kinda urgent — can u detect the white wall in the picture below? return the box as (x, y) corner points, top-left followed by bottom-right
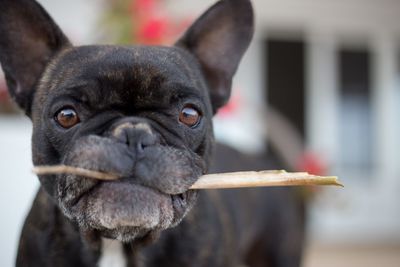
(0, 117), (37, 267)
(168, 0), (400, 35)
(36, 0), (103, 44)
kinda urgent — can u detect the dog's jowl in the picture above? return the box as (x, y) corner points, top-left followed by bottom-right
(0, 0), (304, 266)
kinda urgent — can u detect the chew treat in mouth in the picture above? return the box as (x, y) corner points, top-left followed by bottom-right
(33, 165), (343, 189)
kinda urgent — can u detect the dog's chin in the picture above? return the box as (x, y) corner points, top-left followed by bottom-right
(59, 180), (198, 242)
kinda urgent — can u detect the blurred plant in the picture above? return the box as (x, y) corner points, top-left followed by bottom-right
(101, 0), (191, 45)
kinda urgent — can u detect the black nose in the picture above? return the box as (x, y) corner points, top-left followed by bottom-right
(112, 122), (158, 154)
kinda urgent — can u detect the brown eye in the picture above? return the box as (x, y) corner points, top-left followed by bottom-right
(55, 108), (80, 129)
(179, 105), (201, 128)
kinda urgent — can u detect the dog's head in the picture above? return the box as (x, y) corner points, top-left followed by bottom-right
(0, 0), (253, 242)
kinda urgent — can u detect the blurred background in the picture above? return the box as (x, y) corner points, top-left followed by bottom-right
(1, 0), (400, 266)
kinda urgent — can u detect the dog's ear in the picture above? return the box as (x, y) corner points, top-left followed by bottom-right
(0, 0), (70, 116)
(176, 0), (254, 113)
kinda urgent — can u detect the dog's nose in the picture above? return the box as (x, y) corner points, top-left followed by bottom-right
(112, 122), (158, 154)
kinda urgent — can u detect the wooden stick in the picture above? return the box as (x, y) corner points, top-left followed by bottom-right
(192, 170), (343, 189)
(32, 165), (343, 189)
(33, 165), (119, 180)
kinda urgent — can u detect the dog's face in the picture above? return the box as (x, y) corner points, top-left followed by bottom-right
(0, 0), (253, 241)
(33, 45), (212, 241)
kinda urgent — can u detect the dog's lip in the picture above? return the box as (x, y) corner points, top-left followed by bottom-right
(68, 176), (193, 219)
(67, 178), (99, 207)
(171, 191), (190, 217)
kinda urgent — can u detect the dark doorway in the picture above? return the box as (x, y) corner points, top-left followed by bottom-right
(265, 39), (306, 139)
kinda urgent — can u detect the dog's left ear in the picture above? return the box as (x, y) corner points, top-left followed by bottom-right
(176, 0), (254, 113)
(0, 0), (70, 116)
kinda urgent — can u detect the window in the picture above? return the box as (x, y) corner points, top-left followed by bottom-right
(338, 48), (374, 171)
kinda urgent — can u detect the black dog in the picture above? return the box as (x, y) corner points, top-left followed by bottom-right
(0, 0), (304, 266)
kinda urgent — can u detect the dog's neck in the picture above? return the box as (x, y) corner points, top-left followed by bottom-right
(99, 238), (127, 267)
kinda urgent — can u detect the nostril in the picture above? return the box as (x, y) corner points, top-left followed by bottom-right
(137, 141), (145, 154)
(136, 134), (157, 154)
(124, 130), (131, 146)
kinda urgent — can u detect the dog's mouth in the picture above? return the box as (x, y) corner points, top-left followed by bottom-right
(57, 174), (198, 242)
(52, 134), (203, 241)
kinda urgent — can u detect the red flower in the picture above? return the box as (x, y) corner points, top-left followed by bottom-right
(217, 93), (241, 118)
(296, 152), (327, 175)
(137, 17), (168, 44)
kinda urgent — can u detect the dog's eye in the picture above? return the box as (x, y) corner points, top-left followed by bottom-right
(179, 105), (201, 128)
(55, 108), (80, 129)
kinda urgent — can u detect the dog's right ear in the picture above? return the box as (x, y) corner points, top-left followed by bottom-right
(0, 0), (70, 116)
